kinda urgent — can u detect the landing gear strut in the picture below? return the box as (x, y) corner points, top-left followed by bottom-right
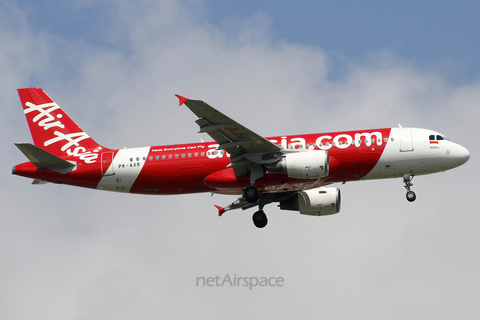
(245, 164), (263, 203)
(403, 174), (416, 202)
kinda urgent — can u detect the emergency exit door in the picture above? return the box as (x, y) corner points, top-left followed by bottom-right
(399, 129), (414, 152)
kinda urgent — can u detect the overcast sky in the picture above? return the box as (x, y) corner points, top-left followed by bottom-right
(1, 1), (479, 319)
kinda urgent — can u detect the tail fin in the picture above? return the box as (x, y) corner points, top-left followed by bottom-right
(17, 88), (105, 164)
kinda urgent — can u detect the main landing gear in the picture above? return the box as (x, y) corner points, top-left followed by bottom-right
(244, 185), (259, 203)
(403, 174), (416, 202)
(244, 185), (268, 228)
(245, 164), (269, 228)
(252, 210), (268, 228)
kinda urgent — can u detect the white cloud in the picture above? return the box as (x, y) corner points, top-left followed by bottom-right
(1, 1), (479, 319)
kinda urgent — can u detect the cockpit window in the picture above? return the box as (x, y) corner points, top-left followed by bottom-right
(430, 134), (450, 141)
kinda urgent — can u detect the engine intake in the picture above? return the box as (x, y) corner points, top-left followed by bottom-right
(279, 187), (341, 216)
(266, 150), (329, 179)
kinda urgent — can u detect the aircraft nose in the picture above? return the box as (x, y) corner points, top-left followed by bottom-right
(457, 144), (470, 166)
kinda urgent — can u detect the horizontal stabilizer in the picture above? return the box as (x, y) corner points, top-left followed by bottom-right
(15, 143), (76, 170)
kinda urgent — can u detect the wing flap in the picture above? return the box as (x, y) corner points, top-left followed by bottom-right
(198, 123), (228, 133)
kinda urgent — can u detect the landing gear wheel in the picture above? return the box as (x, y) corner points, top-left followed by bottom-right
(244, 186), (259, 203)
(252, 210), (268, 228)
(406, 191), (416, 202)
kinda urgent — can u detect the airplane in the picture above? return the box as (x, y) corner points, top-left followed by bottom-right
(12, 87), (470, 228)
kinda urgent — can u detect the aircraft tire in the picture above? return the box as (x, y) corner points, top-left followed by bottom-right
(406, 191), (416, 202)
(252, 210), (268, 228)
(244, 186), (259, 203)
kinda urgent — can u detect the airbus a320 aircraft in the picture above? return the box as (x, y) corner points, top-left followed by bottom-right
(13, 88), (470, 228)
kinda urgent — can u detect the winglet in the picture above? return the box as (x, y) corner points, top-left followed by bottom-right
(214, 205), (225, 217)
(175, 94), (189, 106)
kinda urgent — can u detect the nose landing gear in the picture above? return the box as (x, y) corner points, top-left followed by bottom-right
(403, 174), (416, 202)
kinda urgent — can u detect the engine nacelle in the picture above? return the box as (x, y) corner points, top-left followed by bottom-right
(266, 150), (329, 179)
(279, 187), (341, 216)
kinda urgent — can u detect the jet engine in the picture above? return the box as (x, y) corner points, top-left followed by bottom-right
(266, 150), (329, 179)
(279, 187), (341, 216)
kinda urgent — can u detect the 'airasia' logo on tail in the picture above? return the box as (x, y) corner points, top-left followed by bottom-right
(24, 101), (99, 163)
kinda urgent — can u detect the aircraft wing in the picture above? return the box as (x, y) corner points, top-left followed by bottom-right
(214, 196), (258, 216)
(176, 95), (283, 177)
(214, 192), (295, 216)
